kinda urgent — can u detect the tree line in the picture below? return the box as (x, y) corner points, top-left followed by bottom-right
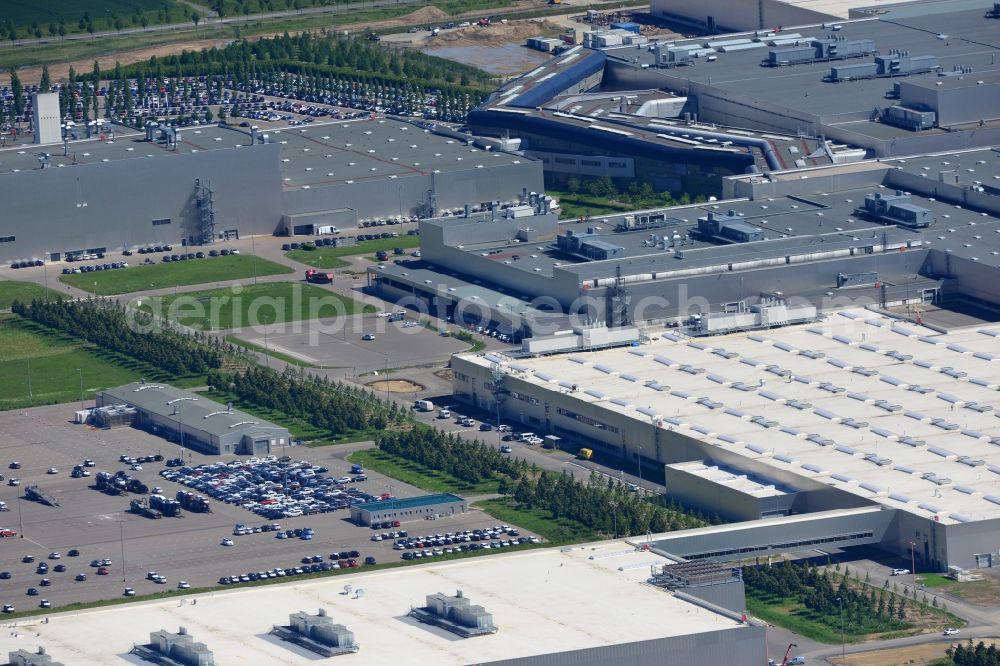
(117, 31), (492, 91)
(950, 642), (1000, 666)
(12, 299), (223, 376)
(745, 560), (911, 635)
(376, 427), (710, 538)
(207, 366), (406, 436)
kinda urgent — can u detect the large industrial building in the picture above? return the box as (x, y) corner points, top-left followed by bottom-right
(0, 112), (542, 263)
(370, 145), (1000, 340)
(0, 542), (764, 666)
(453, 309), (1000, 570)
(470, 0), (1000, 194)
(97, 382), (291, 456)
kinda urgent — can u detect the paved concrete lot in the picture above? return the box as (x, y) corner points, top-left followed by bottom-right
(0, 404), (522, 612)
(235, 314), (469, 370)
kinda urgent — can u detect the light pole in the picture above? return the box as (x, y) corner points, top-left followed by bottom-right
(636, 443), (643, 492)
(836, 596), (845, 660)
(120, 520), (127, 581)
(16, 488), (24, 538)
(251, 234), (258, 286)
(909, 541), (917, 595)
(609, 499), (618, 539)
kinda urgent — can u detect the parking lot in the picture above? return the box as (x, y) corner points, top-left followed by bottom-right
(234, 313), (469, 370)
(0, 404), (536, 614)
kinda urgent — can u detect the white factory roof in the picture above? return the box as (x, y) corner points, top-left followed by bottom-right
(470, 310), (1000, 525)
(669, 461), (788, 498)
(0, 542), (742, 665)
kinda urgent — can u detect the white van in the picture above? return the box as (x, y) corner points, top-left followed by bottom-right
(438, 408), (451, 419)
(414, 400), (434, 412)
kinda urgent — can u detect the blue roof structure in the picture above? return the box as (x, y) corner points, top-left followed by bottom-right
(354, 493), (465, 512)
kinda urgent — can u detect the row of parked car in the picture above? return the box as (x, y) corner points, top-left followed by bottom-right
(400, 537), (536, 560)
(161, 456), (380, 520)
(217, 551), (377, 586)
(9, 258), (45, 269)
(392, 526), (532, 550)
(62, 261), (128, 274)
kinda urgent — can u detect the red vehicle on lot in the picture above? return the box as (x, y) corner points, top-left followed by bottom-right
(97, 566), (109, 576)
(304, 269), (333, 284)
(0, 529), (16, 538)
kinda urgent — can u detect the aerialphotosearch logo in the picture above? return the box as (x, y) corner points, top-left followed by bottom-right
(123, 279), (891, 344)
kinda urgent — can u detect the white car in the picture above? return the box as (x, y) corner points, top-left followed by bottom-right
(46, 467), (58, 474)
(177, 580), (190, 589)
(123, 587), (136, 597)
(891, 568), (910, 576)
(130, 464), (142, 471)
(221, 538), (234, 546)
(944, 627), (960, 636)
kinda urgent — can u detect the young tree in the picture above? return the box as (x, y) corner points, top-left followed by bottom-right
(10, 69), (24, 116)
(191, 11), (201, 26)
(40, 65), (51, 92)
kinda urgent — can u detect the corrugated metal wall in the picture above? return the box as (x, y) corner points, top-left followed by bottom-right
(0, 144), (283, 261)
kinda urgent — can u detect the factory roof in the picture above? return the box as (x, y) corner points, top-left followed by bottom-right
(558, 3), (1000, 152)
(605, 13), (999, 117)
(431, 182), (1000, 281)
(668, 461), (790, 498)
(371, 259), (573, 328)
(884, 147), (1000, 188)
(100, 382), (288, 440)
(0, 542), (746, 665)
(354, 492), (465, 512)
(462, 310), (1000, 525)
(0, 117), (528, 185)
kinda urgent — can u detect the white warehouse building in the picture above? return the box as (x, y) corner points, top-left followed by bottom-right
(452, 309), (1000, 571)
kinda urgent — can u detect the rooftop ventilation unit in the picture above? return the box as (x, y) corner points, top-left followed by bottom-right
(854, 191), (934, 228)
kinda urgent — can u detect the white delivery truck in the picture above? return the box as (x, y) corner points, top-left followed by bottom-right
(413, 399), (434, 412)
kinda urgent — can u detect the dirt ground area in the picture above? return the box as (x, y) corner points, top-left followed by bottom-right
(5, 37), (237, 88)
(829, 639), (998, 666)
(366, 378), (425, 393)
(392, 18), (567, 48)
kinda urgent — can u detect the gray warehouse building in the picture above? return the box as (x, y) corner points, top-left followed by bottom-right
(96, 382), (290, 456)
(372, 147), (1000, 340)
(0, 116), (543, 263)
(470, 0), (1000, 196)
(350, 493), (467, 526)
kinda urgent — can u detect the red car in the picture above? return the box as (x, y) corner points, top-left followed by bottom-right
(0, 529), (16, 538)
(97, 566), (109, 576)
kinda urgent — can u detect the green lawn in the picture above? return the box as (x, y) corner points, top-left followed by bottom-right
(59, 255), (293, 295)
(136, 282), (374, 330)
(0, 280), (62, 310)
(3, 0), (180, 32)
(287, 235), (420, 269)
(473, 498), (598, 545)
(0, 316), (197, 411)
(347, 449), (500, 494)
(746, 597), (846, 644)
